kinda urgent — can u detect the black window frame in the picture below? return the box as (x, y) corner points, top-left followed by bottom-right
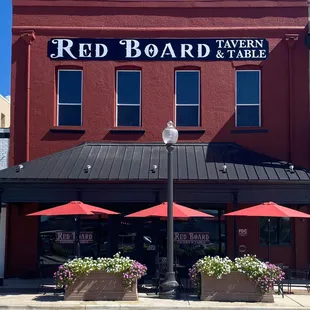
(57, 69), (83, 126)
(175, 70), (200, 127)
(235, 70), (261, 127)
(116, 70), (141, 127)
(259, 217), (292, 246)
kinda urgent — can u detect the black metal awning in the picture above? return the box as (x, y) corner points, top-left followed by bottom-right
(0, 142), (309, 182)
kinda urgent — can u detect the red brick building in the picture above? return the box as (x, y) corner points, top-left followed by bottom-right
(1, 0), (310, 279)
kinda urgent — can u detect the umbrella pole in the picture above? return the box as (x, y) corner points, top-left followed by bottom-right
(75, 216), (81, 258)
(268, 218), (271, 262)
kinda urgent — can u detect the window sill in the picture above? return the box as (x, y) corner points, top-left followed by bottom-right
(110, 127), (145, 134)
(178, 127), (205, 134)
(231, 128), (268, 134)
(50, 126), (86, 133)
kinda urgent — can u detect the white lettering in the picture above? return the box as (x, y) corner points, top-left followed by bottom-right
(259, 50), (266, 58)
(227, 50), (236, 58)
(95, 44), (108, 58)
(216, 40), (225, 48)
(144, 44), (159, 58)
(236, 50), (244, 58)
(119, 39), (141, 58)
(79, 43), (92, 58)
(197, 44), (210, 58)
(223, 41), (232, 49)
(255, 39), (264, 48)
(239, 40), (247, 48)
(247, 40), (255, 48)
(50, 39), (77, 59)
(181, 44), (194, 58)
(160, 43), (176, 58)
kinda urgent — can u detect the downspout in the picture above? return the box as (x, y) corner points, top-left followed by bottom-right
(0, 193), (5, 285)
(21, 31), (35, 162)
(232, 192), (238, 259)
(285, 34), (299, 163)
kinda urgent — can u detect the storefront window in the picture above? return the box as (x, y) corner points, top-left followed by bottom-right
(259, 217), (291, 245)
(39, 214), (109, 266)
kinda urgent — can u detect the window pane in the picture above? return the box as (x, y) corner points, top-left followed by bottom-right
(117, 71), (140, 105)
(260, 218), (291, 245)
(118, 106), (140, 126)
(260, 218), (278, 245)
(58, 70), (82, 104)
(176, 71), (199, 105)
(278, 218), (291, 244)
(58, 105), (82, 126)
(176, 106), (199, 126)
(236, 106), (259, 127)
(236, 71), (260, 105)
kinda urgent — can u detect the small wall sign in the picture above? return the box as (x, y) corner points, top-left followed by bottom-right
(174, 232), (210, 244)
(55, 231), (93, 244)
(238, 228), (248, 237)
(48, 38), (269, 61)
(239, 245), (246, 253)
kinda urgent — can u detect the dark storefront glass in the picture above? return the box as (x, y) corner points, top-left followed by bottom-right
(259, 217), (291, 245)
(39, 215), (109, 266)
(38, 204), (226, 279)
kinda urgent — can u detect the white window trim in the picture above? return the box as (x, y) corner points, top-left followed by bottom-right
(235, 70), (261, 127)
(116, 70), (142, 127)
(175, 70), (200, 127)
(57, 69), (83, 126)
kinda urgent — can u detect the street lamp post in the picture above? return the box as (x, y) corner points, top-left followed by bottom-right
(159, 121), (179, 299)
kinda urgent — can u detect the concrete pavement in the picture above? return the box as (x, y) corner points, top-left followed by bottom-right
(0, 293), (309, 310)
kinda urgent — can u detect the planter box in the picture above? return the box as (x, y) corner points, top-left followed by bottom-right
(64, 271), (138, 301)
(200, 271), (274, 302)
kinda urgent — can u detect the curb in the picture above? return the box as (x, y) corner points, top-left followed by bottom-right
(0, 306), (309, 310)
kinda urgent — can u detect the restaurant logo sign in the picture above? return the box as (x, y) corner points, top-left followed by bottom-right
(238, 229), (248, 237)
(174, 232), (210, 244)
(55, 231), (93, 244)
(48, 38), (269, 61)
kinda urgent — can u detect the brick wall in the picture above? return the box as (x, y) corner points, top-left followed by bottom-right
(0, 128), (9, 279)
(0, 129), (9, 171)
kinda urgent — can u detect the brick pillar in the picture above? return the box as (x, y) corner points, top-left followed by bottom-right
(6, 203), (39, 278)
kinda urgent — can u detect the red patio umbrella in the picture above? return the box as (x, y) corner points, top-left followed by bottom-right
(125, 202), (214, 219)
(27, 201), (119, 257)
(27, 201), (118, 217)
(224, 201), (310, 261)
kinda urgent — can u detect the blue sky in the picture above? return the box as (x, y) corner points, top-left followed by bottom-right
(0, 0), (12, 96)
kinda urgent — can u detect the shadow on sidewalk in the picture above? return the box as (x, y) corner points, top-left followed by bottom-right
(32, 295), (64, 302)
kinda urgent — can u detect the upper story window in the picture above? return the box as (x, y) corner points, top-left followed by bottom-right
(116, 70), (141, 127)
(236, 70), (261, 127)
(175, 71), (200, 127)
(57, 69), (83, 126)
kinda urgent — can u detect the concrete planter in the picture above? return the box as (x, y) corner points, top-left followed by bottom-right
(200, 271), (274, 302)
(64, 271), (138, 301)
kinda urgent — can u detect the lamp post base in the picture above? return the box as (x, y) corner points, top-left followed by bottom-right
(159, 272), (179, 299)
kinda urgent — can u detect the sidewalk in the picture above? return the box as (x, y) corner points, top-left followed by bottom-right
(0, 293), (310, 310)
(0, 279), (310, 310)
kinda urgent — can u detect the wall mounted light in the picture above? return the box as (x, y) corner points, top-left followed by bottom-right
(222, 164), (227, 173)
(84, 165), (92, 173)
(16, 164), (23, 172)
(151, 165), (158, 173)
(289, 164), (294, 173)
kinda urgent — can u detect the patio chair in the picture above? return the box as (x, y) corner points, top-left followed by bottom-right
(287, 266), (310, 294)
(37, 258), (46, 293)
(153, 256), (167, 295)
